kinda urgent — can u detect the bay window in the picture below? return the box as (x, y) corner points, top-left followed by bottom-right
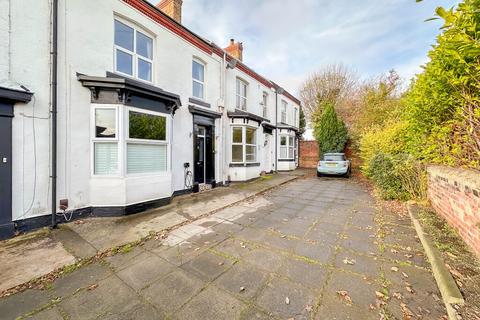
(127, 110), (167, 174)
(114, 19), (153, 82)
(236, 78), (247, 110)
(279, 135), (295, 160)
(93, 108), (118, 175)
(92, 107), (169, 176)
(231, 126), (257, 163)
(192, 60), (205, 99)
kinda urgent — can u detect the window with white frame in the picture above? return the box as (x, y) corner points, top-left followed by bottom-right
(281, 100), (287, 123)
(93, 108), (118, 175)
(289, 136), (295, 158)
(262, 92), (268, 118)
(231, 126), (256, 163)
(114, 19), (153, 82)
(192, 59), (205, 99)
(127, 109), (167, 174)
(279, 135), (295, 159)
(236, 78), (247, 110)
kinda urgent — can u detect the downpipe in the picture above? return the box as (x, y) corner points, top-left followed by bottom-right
(51, 0), (58, 228)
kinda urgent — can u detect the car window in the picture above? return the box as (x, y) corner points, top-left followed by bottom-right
(323, 155), (345, 161)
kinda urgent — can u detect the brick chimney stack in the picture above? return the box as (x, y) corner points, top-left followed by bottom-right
(224, 39), (243, 62)
(157, 0), (183, 24)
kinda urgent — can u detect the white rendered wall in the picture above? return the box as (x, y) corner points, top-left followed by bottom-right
(6, 0), (300, 222)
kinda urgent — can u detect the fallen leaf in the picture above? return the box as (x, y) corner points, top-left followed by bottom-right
(369, 304), (376, 310)
(393, 292), (403, 300)
(239, 286), (245, 292)
(305, 305), (313, 312)
(404, 254), (413, 259)
(285, 297), (290, 305)
(401, 272), (409, 278)
(400, 302), (414, 319)
(218, 262), (224, 266)
(87, 284), (98, 291)
(391, 266), (399, 272)
(375, 291), (387, 300)
(390, 249), (399, 254)
(406, 286), (415, 294)
(336, 291), (353, 304)
(343, 258), (356, 265)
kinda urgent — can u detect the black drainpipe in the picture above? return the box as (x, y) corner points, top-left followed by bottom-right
(274, 90), (278, 173)
(51, 0), (58, 228)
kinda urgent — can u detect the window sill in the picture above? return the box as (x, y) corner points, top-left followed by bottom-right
(278, 159), (295, 162)
(229, 162), (261, 167)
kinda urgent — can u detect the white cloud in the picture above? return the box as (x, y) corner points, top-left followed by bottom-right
(150, 0), (458, 95)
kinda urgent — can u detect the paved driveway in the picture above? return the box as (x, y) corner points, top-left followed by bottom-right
(1, 177), (446, 319)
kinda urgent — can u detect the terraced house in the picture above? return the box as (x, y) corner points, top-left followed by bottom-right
(0, 0), (301, 239)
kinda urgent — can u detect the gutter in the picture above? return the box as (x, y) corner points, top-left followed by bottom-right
(51, 0), (58, 228)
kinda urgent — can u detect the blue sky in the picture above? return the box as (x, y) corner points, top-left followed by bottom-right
(150, 0), (459, 94)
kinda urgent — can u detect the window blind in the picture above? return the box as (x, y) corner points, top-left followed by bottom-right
(94, 143), (118, 175)
(127, 144), (167, 174)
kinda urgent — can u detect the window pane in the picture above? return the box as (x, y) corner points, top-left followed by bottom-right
(136, 31), (153, 59)
(94, 143), (118, 175)
(138, 59), (152, 81)
(280, 146), (287, 159)
(116, 49), (133, 75)
(289, 137), (294, 145)
(241, 97), (246, 110)
(246, 128), (255, 144)
(192, 61), (204, 82)
(232, 145), (243, 162)
(232, 127), (243, 143)
(95, 109), (116, 138)
(127, 144), (167, 174)
(246, 146), (256, 162)
(129, 111), (166, 141)
(289, 147), (294, 158)
(193, 81), (204, 99)
(280, 136), (287, 146)
(115, 20), (134, 51)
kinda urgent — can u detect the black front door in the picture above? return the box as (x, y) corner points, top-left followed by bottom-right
(194, 126), (206, 184)
(194, 124), (214, 184)
(0, 103), (14, 239)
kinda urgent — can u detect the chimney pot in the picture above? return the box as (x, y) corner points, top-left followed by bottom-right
(157, 0), (183, 24)
(224, 39), (244, 62)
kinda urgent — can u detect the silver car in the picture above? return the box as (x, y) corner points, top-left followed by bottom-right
(317, 153), (351, 177)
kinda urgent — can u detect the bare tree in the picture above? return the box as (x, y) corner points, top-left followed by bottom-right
(299, 63), (358, 123)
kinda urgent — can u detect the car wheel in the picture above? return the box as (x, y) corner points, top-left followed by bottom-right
(317, 172), (322, 177)
(345, 169), (351, 178)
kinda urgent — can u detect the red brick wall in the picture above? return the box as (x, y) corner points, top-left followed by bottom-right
(299, 140), (319, 168)
(427, 166), (480, 257)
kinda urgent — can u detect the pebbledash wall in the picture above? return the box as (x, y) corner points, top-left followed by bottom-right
(427, 166), (480, 257)
(0, 0), (300, 236)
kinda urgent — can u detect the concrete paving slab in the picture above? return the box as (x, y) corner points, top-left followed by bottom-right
(116, 253), (174, 291)
(277, 256), (328, 291)
(213, 262), (269, 299)
(255, 276), (316, 319)
(175, 285), (247, 320)
(180, 250), (235, 281)
(59, 275), (140, 320)
(0, 289), (51, 320)
(26, 306), (64, 320)
(51, 262), (113, 298)
(0, 231), (76, 292)
(140, 269), (205, 315)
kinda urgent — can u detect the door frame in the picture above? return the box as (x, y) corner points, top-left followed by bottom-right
(192, 114), (216, 186)
(0, 87), (33, 240)
(194, 125), (207, 184)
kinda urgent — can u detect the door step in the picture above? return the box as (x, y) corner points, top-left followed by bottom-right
(199, 183), (212, 192)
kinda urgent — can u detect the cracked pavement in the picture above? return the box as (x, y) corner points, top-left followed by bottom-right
(0, 177), (446, 319)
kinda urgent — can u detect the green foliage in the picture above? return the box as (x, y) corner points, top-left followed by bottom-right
(366, 153), (427, 201)
(356, 0), (479, 201)
(314, 102), (348, 155)
(298, 107), (307, 139)
(403, 0), (480, 168)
